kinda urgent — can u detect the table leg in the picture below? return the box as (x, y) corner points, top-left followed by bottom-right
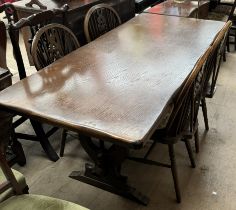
(30, 120), (59, 161)
(69, 134), (149, 205)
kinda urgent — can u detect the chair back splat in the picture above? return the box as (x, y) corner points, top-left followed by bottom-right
(129, 47), (214, 203)
(0, 4), (72, 162)
(7, 4), (69, 79)
(84, 3), (121, 42)
(206, 21), (232, 97)
(31, 23), (80, 70)
(156, 47), (213, 140)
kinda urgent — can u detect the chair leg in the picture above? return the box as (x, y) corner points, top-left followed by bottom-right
(227, 34), (230, 52)
(144, 140), (157, 159)
(23, 185), (29, 194)
(223, 46), (226, 62)
(194, 128), (200, 153)
(60, 129), (68, 157)
(168, 144), (181, 203)
(183, 139), (196, 168)
(201, 98), (209, 131)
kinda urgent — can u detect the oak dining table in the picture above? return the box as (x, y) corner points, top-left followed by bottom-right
(145, 0), (210, 18)
(0, 13), (225, 205)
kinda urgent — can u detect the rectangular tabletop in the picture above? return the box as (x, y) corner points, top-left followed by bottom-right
(0, 14), (225, 147)
(145, 0), (209, 18)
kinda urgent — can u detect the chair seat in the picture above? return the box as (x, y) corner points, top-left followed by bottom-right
(0, 194), (88, 210)
(0, 168), (27, 202)
(151, 126), (182, 144)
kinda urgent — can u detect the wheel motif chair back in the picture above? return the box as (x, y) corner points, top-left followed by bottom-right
(31, 23), (80, 70)
(7, 5), (69, 79)
(84, 3), (121, 42)
(165, 48), (213, 137)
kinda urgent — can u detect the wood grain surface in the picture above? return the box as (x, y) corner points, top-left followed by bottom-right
(146, 0), (209, 18)
(0, 14), (225, 147)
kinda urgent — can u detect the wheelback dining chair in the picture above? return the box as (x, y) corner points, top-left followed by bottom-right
(199, 21), (232, 132)
(0, 3), (72, 162)
(210, 0), (236, 50)
(207, 0), (236, 53)
(84, 3), (121, 42)
(0, 145), (88, 209)
(129, 47), (213, 203)
(30, 23), (80, 157)
(31, 23), (80, 70)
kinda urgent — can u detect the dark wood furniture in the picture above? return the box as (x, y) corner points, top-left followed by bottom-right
(0, 20), (26, 166)
(145, 0), (210, 18)
(0, 21), (7, 70)
(13, 0), (135, 46)
(31, 23), (80, 70)
(9, 5), (69, 75)
(199, 22), (231, 132)
(0, 68), (15, 165)
(0, 5), (64, 162)
(0, 3), (18, 25)
(84, 3), (121, 42)
(129, 46), (214, 203)
(207, 0), (236, 52)
(0, 14), (226, 204)
(31, 23), (80, 157)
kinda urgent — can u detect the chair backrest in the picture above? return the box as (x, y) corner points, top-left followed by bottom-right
(217, 0), (236, 21)
(7, 4), (69, 79)
(31, 23), (80, 70)
(0, 21), (7, 70)
(165, 47), (213, 137)
(206, 21), (232, 97)
(84, 3), (121, 42)
(227, 0), (236, 20)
